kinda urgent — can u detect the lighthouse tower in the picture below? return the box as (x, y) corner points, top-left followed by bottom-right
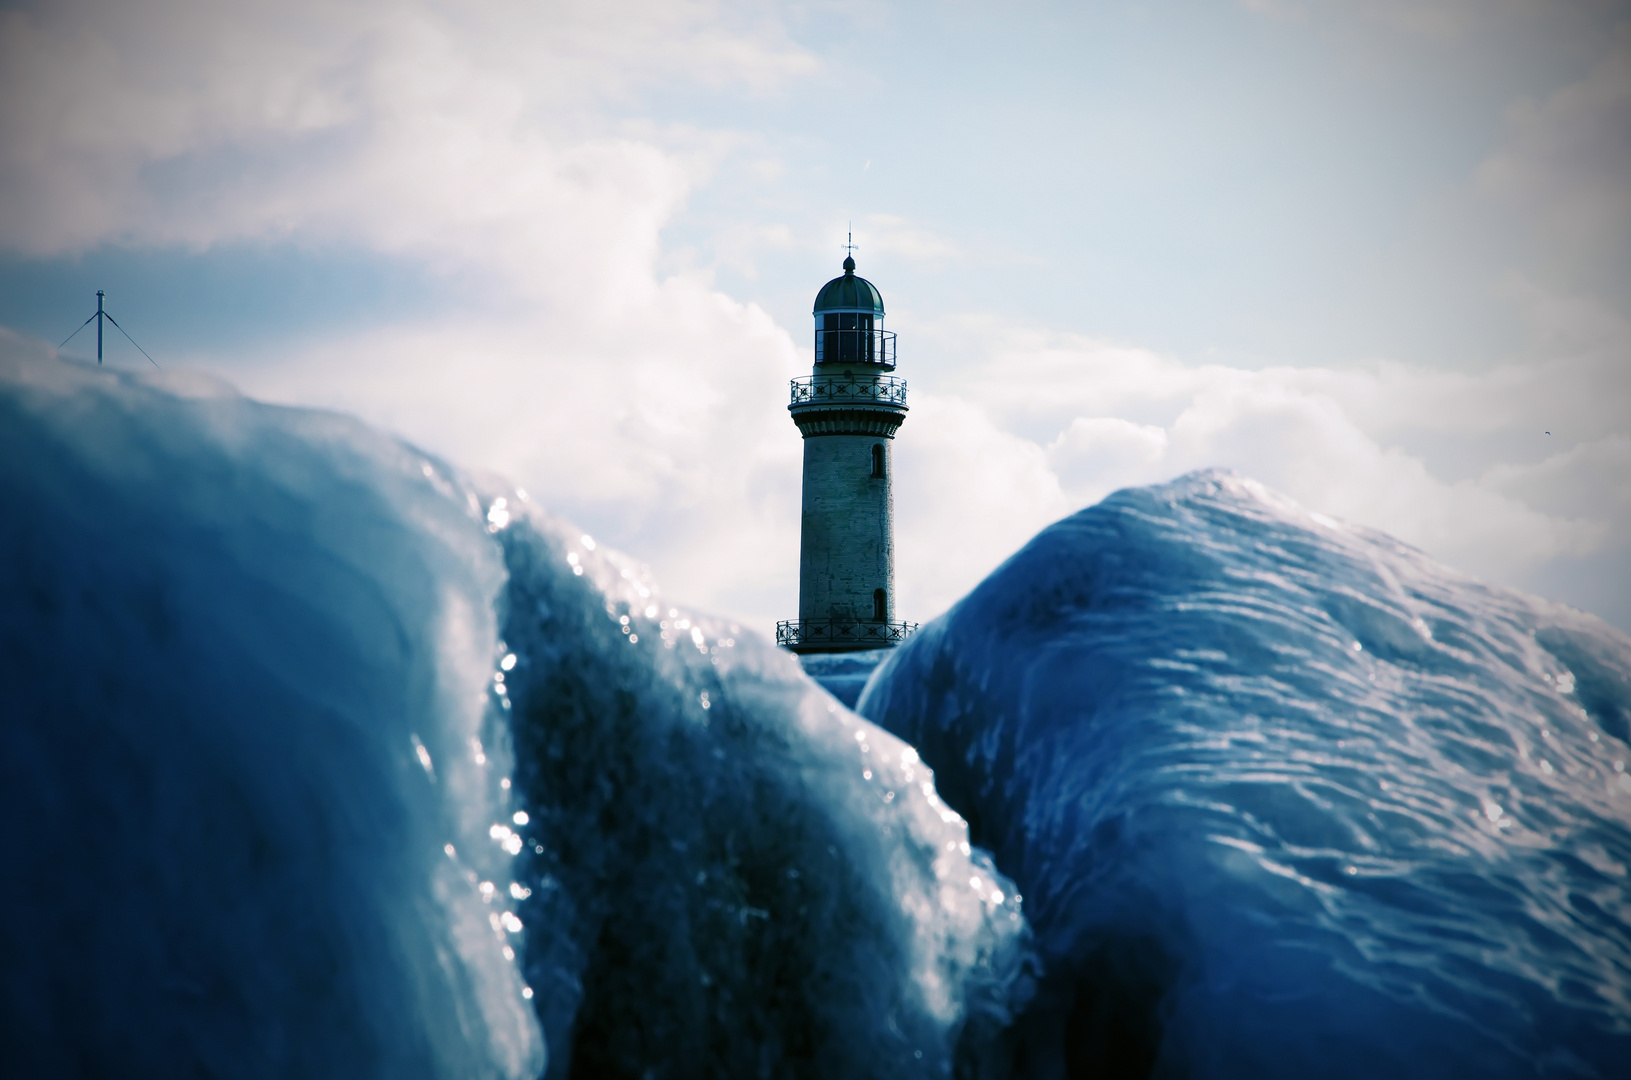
(777, 256), (916, 653)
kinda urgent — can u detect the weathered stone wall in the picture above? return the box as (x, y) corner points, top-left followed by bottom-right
(798, 433), (894, 623)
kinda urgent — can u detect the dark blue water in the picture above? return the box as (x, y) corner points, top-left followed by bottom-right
(0, 342), (1027, 1078)
(860, 471), (1631, 1079)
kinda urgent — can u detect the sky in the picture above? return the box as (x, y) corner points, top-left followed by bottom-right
(2, 0), (1628, 635)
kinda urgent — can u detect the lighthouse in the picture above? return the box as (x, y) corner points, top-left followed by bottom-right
(777, 256), (916, 654)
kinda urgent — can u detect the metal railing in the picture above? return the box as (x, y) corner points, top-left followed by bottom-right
(815, 328), (896, 366)
(776, 619), (918, 648)
(789, 375), (907, 407)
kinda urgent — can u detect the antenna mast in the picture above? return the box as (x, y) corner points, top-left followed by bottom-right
(60, 291), (159, 368)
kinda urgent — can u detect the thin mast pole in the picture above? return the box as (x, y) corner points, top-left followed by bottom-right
(96, 290), (104, 364)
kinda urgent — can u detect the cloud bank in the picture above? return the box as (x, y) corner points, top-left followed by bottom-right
(2, 0), (1627, 631)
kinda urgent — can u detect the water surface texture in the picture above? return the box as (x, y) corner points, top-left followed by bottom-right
(860, 471), (1631, 1079)
(0, 344), (542, 1078)
(486, 491), (1027, 1078)
(0, 342), (1027, 1078)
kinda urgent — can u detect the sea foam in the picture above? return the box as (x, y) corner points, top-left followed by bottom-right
(484, 488), (1028, 1077)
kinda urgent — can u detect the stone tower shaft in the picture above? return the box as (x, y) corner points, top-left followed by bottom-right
(778, 256), (916, 654)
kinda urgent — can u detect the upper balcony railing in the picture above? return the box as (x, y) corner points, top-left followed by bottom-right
(815, 328), (896, 367)
(789, 375), (907, 408)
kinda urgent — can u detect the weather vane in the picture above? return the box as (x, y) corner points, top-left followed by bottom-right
(60, 290), (158, 367)
(843, 223), (858, 258)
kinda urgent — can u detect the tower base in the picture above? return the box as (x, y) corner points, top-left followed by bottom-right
(776, 619), (917, 654)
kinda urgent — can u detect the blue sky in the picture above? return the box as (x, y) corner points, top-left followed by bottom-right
(3, 0), (1627, 632)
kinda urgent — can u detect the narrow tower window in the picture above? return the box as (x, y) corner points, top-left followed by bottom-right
(873, 589), (887, 622)
(871, 444), (885, 478)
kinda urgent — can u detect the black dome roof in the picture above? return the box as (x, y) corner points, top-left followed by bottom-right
(812, 256), (885, 316)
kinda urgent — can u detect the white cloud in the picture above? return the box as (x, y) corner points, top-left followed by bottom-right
(894, 394), (1071, 620)
(0, 0), (816, 270)
(223, 271), (808, 627)
(0, 0), (828, 628)
(1478, 23), (1631, 265)
(3, 0), (1627, 636)
(1484, 436), (1631, 518)
(884, 328), (1626, 622)
(1048, 418), (1169, 493)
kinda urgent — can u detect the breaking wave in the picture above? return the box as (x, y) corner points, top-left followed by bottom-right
(859, 471), (1631, 1078)
(0, 343), (1028, 1078)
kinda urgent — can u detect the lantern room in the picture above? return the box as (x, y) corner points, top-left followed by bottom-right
(812, 255), (895, 368)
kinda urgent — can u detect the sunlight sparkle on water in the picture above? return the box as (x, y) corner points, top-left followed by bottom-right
(411, 736), (434, 776)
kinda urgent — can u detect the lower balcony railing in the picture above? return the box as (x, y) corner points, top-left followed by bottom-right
(776, 619), (918, 648)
